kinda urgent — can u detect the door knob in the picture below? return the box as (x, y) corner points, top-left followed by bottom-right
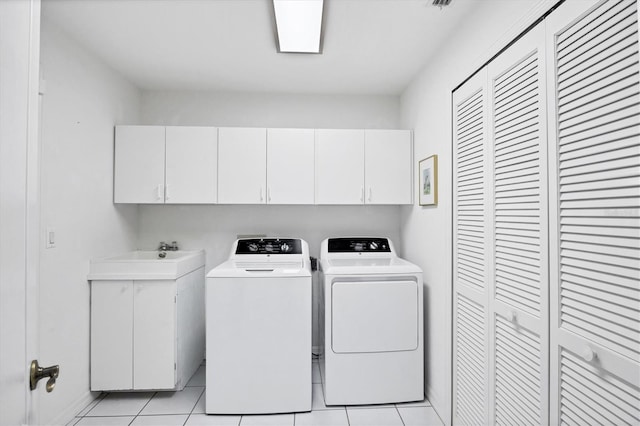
(30, 360), (59, 393)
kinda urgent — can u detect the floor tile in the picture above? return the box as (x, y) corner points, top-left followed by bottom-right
(131, 414), (189, 425)
(192, 391), (205, 414)
(185, 413), (241, 426)
(395, 397), (431, 408)
(312, 384), (343, 411)
(239, 413), (294, 426)
(312, 364), (321, 384)
(187, 365), (206, 387)
(346, 407), (404, 426)
(75, 416), (135, 425)
(87, 393), (155, 416)
(294, 409), (349, 426)
(397, 406), (443, 426)
(140, 387), (204, 415)
(76, 395), (106, 417)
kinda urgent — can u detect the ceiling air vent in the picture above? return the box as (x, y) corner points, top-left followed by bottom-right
(433, 0), (452, 6)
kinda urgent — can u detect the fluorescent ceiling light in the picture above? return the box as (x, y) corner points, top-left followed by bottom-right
(273, 0), (324, 54)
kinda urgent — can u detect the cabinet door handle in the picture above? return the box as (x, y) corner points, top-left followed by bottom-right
(165, 184), (170, 201)
(260, 187), (264, 202)
(360, 186), (364, 202)
(267, 187), (272, 203)
(156, 184), (164, 201)
(368, 187), (372, 202)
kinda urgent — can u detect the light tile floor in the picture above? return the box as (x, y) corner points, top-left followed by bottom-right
(69, 360), (443, 426)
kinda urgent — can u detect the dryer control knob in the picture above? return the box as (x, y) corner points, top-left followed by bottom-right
(280, 243), (291, 253)
(369, 241), (379, 250)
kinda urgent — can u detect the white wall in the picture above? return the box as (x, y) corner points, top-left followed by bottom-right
(38, 21), (141, 425)
(398, 1), (550, 424)
(138, 90), (404, 350)
(141, 91), (400, 129)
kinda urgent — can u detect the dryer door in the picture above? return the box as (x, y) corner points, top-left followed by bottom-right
(331, 279), (419, 353)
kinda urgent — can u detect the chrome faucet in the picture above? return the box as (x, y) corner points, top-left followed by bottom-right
(158, 241), (179, 251)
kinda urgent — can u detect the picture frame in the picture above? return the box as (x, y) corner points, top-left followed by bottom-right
(419, 155), (438, 206)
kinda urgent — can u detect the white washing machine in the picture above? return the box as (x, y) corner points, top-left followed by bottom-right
(206, 238), (312, 414)
(319, 237), (424, 405)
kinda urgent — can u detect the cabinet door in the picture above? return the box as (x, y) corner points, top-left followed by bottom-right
(267, 128), (314, 204)
(547, 1), (640, 423)
(114, 126), (165, 204)
(315, 129), (365, 204)
(90, 281), (134, 391)
(133, 281), (177, 390)
(218, 127), (267, 204)
(364, 130), (412, 204)
(165, 126), (217, 204)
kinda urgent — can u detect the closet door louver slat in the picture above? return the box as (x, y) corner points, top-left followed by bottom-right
(548, 0), (640, 424)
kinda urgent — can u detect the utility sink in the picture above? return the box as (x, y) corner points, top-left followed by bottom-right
(88, 250), (205, 280)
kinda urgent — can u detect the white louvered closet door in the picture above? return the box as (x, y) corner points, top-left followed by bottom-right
(453, 69), (490, 426)
(547, 0), (640, 424)
(487, 24), (549, 426)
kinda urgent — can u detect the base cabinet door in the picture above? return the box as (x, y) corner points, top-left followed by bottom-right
(90, 281), (134, 391)
(133, 281), (177, 390)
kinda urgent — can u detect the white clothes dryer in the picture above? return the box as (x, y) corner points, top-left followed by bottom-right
(206, 238), (312, 414)
(319, 237), (424, 405)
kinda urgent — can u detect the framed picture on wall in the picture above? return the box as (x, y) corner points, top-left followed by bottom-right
(419, 155), (438, 206)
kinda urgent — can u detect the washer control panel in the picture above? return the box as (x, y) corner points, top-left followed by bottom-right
(327, 237), (391, 253)
(236, 238), (302, 255)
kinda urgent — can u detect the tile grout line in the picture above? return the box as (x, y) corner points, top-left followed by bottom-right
(128, 391), (157, 426)
(182, 386), (206, 426)
(395, 405), (406, 426)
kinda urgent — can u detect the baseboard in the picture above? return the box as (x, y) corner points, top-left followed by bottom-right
(427, 383), (451, 426)
(50, 390), (99, 426)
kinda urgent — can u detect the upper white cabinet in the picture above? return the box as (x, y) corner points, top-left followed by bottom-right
(114, 126), (165, 204)
(315, 129), (412, 205)
(217, 127), (267, 204)
(116, 125), (412, 205)
(267, 128), (315, 204)
(365, 130), (412, 205)
(114, 125), (217, 204)
(315, 129), (365, 204)
(165, 127), (218, 204)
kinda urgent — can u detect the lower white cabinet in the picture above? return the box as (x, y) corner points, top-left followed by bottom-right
(90, 267), (205, 391)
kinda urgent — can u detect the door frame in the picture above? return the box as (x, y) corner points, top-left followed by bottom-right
(0, 0), (41, 424)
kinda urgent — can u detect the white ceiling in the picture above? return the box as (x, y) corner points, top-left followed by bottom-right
(42, 0), (528, 96)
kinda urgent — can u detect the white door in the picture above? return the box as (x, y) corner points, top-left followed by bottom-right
(218, 127), (267, 204)
(266, 128), (314, 204)
(364, 130), (412, 205)
(452, 69), (490, 426)
(165, 126), (218, 204)
(487, 24), (548, 425)
(114, 126), (166, 204)
(315, 129), (365, 204)
(0, 0), (40, 423)
(547, 1), (640, 423)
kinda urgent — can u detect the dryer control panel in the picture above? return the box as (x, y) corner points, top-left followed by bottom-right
(236, 238), (302, 254)
(327, 238), (391, 253)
